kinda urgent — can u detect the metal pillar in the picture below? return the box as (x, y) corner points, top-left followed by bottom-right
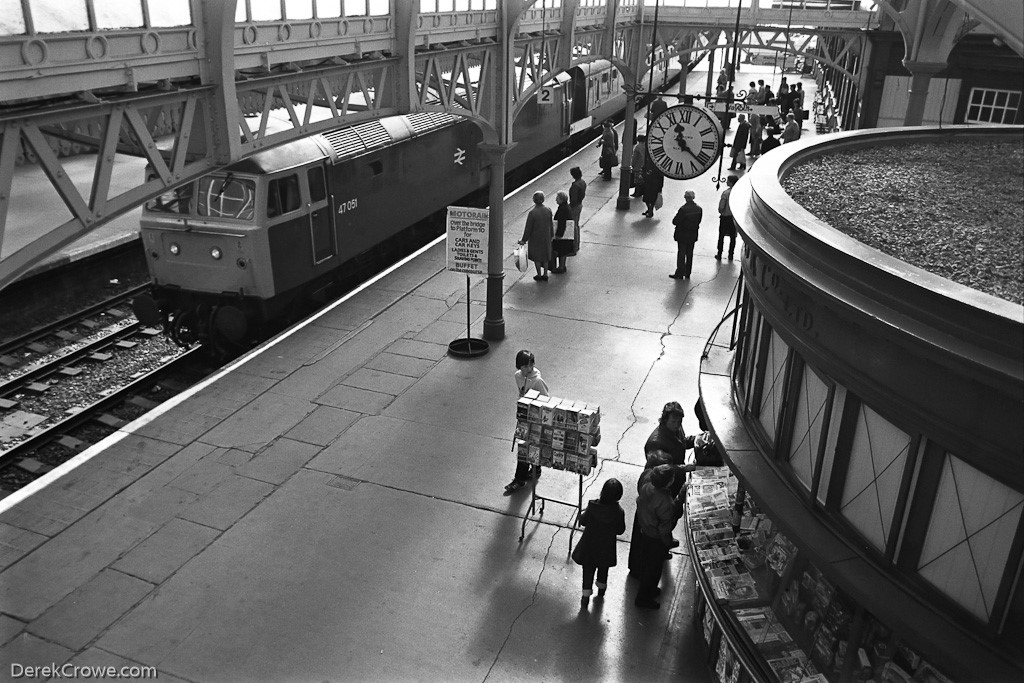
(479, 143), (514, 341)
(902, 60), (946, 126)
(616, 98), (638, 210)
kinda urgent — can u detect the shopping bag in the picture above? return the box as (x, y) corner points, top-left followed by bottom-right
(513, 243), (528, 272)
(654, 193), (664, 210)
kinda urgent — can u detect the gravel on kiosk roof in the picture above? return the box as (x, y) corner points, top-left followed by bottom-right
(782, 139), (1024, 306)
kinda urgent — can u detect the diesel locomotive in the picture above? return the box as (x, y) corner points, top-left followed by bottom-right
(132, 57), (680, 349)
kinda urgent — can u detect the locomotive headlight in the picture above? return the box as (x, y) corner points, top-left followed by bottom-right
(169, 243), (180, 256)
(210, 247), (223, 260)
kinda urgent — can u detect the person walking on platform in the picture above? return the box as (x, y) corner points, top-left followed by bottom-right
(669, 190), (702, 279)
(717, 175), (738, 261)
(551, 190), (574, 274)
(641, 167), (664, 218)
(518, 191), (553, 281)
(506, 349), (549, 494)
(729, 114), (750, 171)
(632, 464), (684, 609)
(598, 121), (619, 180)
(572, 478), (626, 609)
(761, 127), (781, 155)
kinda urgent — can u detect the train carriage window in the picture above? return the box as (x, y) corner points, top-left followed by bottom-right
(267, 174), (301, 218)
(197, 175), (256, 220)
(308, 166), (327, 203)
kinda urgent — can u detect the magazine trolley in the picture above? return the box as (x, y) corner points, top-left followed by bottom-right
(513, 390), (600, 555)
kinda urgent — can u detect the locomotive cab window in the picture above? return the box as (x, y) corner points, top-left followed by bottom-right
(267, 174), (301, 218)
(146, 178), (194, 215)
(197, 175), (256, 220)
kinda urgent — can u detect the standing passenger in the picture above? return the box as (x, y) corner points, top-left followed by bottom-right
(598, 121), (619, 180)
(761, 127), (781, 155)
(782, 113), (801, 143)
(518, 191), (553, 281)
(717, 175), (738, 261)
(506, 350), (549, 494)
(569, 166), (586, 235)
(572, 478), (627, 609)
(632, 464), (684, 609)
(551, 191), (573, 274)
(644, 401), (698, 497)
(748, 113), (763, 162)
(729, 114), (750, 171)
(641, 167), (665, 218)
(647, 95), (668, 122)
(630, 136), (648, 198)
(670, 190), (702, 279)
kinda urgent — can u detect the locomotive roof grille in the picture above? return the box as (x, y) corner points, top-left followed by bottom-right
(321, 112), (459, 164)
(354, 120), (392, 149)
(406, 112), (458, 134)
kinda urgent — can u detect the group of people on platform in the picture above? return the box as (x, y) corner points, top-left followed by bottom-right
(506, 348), (710, 611)
(516, 166), (587, 281)
(515, 81), (806, 284)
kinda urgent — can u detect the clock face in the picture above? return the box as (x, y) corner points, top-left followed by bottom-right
(645, 105), (724, 180)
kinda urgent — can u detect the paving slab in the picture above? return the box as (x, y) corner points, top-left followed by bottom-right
(27, 569), (154, 650)
(0, 614), (25, 647)
(177, 474), (275, 530)
(0, 506), (158, 621)
(113, 518), (222, 584)
(198, 391), (316, 452)
(363, 350), (438, 378)
(237, 437), (322, 485)
(282, 405), (361, 447)
(0, 632), (73, 676)
(0, 522), (48, 570)
(340, 366), (421, 395)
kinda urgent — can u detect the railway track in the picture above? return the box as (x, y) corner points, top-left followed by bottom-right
(0, 286), (217, 493)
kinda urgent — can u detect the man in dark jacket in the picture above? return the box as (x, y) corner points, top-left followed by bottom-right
(670, 190), (702, 279)
(632, 464), (684, 609)
(729, 114), (750, 170)
(760, 128), (781, 155)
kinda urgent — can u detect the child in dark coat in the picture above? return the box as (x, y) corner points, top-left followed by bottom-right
(571, 478), (627, 609)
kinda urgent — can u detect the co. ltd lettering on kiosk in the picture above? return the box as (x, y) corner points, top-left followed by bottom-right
(446, 206), (489, 276)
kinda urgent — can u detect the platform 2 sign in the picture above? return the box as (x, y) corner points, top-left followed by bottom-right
(446, 206), (489, 275)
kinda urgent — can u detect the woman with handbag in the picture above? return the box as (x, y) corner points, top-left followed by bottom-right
(641, 167), (664, 218)
(550, 190), (575, 274)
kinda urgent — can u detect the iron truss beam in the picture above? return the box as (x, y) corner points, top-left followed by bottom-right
(0, 2), (879, 289)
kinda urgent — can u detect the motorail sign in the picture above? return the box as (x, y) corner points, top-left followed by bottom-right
(446, 206), (489, 275)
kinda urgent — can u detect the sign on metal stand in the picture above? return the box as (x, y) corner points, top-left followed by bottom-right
(445, 206), (490, 358)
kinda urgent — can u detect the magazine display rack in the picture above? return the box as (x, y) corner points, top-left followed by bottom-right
(687, 467), (956, 683)
(513, 390), (599, 556)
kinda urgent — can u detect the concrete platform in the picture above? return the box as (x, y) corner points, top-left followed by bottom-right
(0, 68), (818, 682)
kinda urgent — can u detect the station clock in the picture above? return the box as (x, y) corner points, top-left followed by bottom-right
(645, 104), (724, 180)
